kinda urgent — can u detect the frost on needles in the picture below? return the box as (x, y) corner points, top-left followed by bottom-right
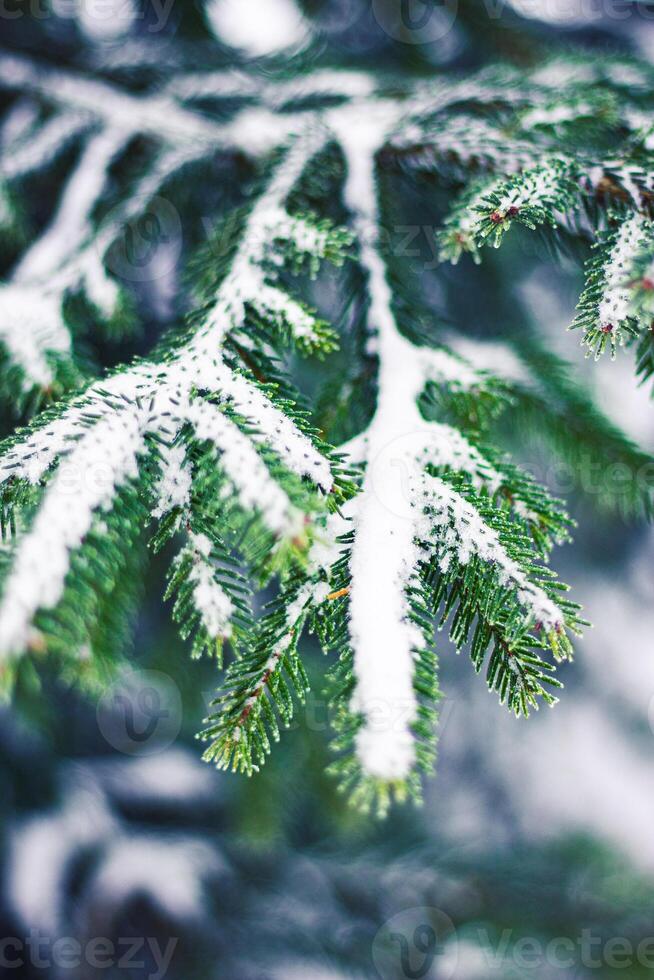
(0, 48), (653, 814)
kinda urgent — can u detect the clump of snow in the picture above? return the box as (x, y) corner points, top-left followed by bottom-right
(77, 0), (138, 41)
(184, 533), (234, 641)
(152, 443), (192, 518)
(205, 0), (308, 57)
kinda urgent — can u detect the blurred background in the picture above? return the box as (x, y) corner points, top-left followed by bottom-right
(1, 1), (654, 978)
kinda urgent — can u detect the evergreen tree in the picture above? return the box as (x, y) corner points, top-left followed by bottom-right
(0, 1), (652, 815)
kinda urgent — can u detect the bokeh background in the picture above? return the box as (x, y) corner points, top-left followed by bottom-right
(1, 1), (654, 977)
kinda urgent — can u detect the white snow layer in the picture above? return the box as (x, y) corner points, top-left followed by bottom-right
(597, 213), (650, 335)
(185, 533), (234, 641)
(76, 0), (138, 41)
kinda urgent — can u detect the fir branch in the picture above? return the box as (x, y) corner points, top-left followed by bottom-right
(439, 157), (581, 263)
(0, 43), (652, 813)
(444, 334), (654, 522)
(573, 212), (654, 359)
(0, 128), (342, 666)
(201, 575), (314, 775)
(164, 528), (251, 664)
(308, 107), (583, 811)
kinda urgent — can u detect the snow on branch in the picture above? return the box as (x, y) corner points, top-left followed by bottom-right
(439, 158), (580, 263)
(165, 68), (375, 107)
(0, 128), (340, 661)
(1, 46), (648, 405)
(415, 476), (563, 630)
(389, 114), (538, 179)
(310, 106), (582, 803)
(0, 137), (212, 396)
(0, 110), (94, 182)
(574, 212), (654, 359)
(0, 127), (129, 394)
(167, 531), (237, 658)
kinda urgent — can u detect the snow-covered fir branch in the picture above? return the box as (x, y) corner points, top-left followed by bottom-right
(574, 212), (654, 359)
(0, 127), (346, 665)
(310, 109), (581, 808)
(0, 43), (652, 811)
